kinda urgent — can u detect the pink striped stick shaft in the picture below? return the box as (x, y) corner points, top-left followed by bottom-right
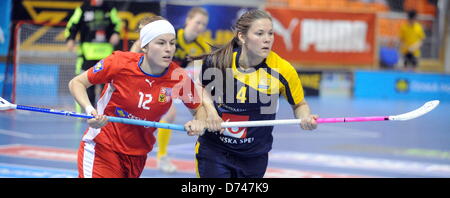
(220, 116), (390, 128)
(317, 116), (388, 123)
(219, 100), (440, 128)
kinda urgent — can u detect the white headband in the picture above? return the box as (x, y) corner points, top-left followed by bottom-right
(140, 20), (176, 48)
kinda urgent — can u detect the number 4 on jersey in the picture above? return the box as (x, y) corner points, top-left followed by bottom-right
(236, 86), (247, 103)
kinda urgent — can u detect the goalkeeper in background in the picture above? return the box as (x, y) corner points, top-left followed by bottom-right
(65, 0), (122, 110)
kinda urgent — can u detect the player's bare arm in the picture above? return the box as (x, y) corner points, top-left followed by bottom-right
(292, 99), (318, 130)
(185, 104), (207, 136)
(198, 85), (223, 133)
(68, 71), (108, 128)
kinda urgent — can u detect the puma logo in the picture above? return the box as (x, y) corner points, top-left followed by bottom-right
(145, 79), (155, 87)
(272, 17), (299, 51)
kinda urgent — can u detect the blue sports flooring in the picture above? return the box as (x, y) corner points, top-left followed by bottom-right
(0, 97), (449, 178)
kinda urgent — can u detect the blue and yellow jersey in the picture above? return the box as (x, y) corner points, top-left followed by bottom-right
(174, 28), (211, 68)
(199, 48), (304, 157)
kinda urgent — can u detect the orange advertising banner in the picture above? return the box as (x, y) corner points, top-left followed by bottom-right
(266, 7), (376, 65)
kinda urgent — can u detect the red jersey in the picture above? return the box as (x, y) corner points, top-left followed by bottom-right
(83, 51), (200, 155)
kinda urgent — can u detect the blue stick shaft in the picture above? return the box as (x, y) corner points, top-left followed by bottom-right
(15, 105), (186, 131)
(106, 117), (186, 131)
(16, 105), (94, 119)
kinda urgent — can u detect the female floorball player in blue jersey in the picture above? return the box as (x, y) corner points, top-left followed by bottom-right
(197, 9), (318, 178)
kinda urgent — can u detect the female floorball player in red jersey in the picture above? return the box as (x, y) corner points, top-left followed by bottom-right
(131, 12), (219, 173)
(69, 16), (212, 178)
(196, 10), (318, 178)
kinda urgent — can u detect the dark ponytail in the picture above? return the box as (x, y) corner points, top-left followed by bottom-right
(209, 37), (240, 72)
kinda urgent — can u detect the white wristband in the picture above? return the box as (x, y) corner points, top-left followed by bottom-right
(85, 105), (96, 115)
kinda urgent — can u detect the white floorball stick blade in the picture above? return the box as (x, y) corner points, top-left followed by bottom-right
(389, 100), (440, 121)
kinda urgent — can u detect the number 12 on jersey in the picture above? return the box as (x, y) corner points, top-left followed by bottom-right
(138, 92), (152, 110)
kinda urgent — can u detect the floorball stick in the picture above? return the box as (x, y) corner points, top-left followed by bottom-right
(0, 97), (439, 131)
